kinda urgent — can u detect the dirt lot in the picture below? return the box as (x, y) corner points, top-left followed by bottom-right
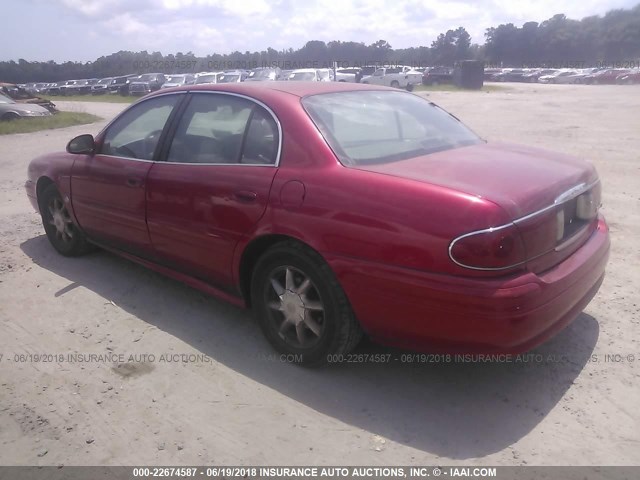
(0, 84), (639, 466)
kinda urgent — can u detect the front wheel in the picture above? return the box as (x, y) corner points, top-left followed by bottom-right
(40, 184), (92, 256)
(390, 80), (400, 88)
(1, 112), (19, 121)
(251, 241), (363, 366)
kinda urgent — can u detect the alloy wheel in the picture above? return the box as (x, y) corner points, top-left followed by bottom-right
(265, 265), (325, 348)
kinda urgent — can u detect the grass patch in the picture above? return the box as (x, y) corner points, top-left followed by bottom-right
(413, 84), (511, 92)
(0, 112), (102, 135)
(42, 94), (135, 103)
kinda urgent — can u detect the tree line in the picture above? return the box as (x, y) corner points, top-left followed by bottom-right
(1, 4), (639, 83)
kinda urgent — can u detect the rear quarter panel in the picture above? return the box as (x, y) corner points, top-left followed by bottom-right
(230, 91), (514, 281)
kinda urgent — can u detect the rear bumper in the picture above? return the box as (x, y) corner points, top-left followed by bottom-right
(326, 215), (610, 353)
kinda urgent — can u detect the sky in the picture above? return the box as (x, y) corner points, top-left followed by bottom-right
(1, 0), (638, 62)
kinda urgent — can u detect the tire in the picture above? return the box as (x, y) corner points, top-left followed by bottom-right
(251, 241), (363, 366)
(390, 80), (400, 88)
(40, 184), (92, 256)
(1, 112), (19, 121)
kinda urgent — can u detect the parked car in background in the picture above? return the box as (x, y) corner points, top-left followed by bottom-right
(558, 69), (601, 84)
(288, 68), (334, 82)
(483, 68), (503, 80)
(38, 83), (56, 95)
(538, 70), (571, 84)
(219, 71), (249, 83)
(128, 73), (166, 95)
(422, 66), (454, 85)
(245, 67), (281, 82)
(46, 81), (66, 96)
(545, 70), (582, 84)
(68, 79), (99, 95)
(279, 70), (293, 80)
(195, 72), (225, 85)
(362, 66), (422, 89)
(357, 66), (377, 82)
(335, 68), (360, 82)
(111, 75), (138, 95)
(91, 77), (113, 95)
(521, 69), (557, 82)
(584, 69), (632, 84)
(161, 74), (196, 89)
(616, 70), (640, 84)
(25, 82), (609, 365)
(59, 79), (82, 95)
(491, 68), (527, 82)
(0, 93), (52, 120)
(0, 83), (57, 113)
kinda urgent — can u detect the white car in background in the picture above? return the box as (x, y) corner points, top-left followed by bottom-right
(559, 68), (600, 84)
(0, 93), (52, 121)
(361, 66), (422, 89)
(194, 72), (225, 85)
(539, 70), (580, 84)
(218, 71), (249, 83)
(334, 68), (360, 82)
(161, 74), (195, 88)
(288, 68), (334, 82)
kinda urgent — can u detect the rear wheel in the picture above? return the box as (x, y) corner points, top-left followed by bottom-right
(390, 80), (400, 88)
(251, 241), (363, 366)
(40, 184), (92, 256)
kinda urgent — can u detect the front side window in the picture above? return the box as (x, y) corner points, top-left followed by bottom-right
(303, 90), (481, 166)
(167, 93), (278, 165)
(100, 94), (181, 160)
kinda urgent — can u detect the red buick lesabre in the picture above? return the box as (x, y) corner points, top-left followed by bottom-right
(25, 82), (609, 365)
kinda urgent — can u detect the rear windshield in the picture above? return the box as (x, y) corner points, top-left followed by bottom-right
(302, 90), (481, 166)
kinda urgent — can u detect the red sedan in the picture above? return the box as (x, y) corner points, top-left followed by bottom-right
(25, 82), (609, 365)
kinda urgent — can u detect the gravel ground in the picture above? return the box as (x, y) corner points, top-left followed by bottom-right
(0, 85), (638, 466)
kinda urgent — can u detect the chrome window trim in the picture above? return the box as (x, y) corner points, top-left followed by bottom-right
(160, 90), (282, 168)
(94, 154), (156, 163)
(448, 178), (601, 271)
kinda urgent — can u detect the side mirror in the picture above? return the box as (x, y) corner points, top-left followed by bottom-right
(67, 134), (95, 154)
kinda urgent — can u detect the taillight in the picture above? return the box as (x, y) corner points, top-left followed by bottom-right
(449, 224), (526, 271)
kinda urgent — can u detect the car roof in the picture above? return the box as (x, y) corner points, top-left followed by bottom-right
(158, 81), (392, 98)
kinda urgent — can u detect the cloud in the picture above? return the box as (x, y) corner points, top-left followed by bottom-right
(104, 12), (153, 35)
(161, 0), (271, 16)
(6, 0), (639, 62)
(61, 0), (140, 17)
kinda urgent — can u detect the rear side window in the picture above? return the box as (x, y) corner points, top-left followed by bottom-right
(167, 93), (278, 165)
(241, 109), (278, 165)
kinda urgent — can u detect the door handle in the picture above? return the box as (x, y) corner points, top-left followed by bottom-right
(126, 177), (142, 187)
(234, 190), (257, 202)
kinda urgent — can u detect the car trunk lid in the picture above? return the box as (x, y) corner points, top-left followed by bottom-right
(357, 142), (601, 273)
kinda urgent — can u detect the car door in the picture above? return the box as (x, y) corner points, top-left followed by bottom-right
(368, 68), (385, 85)
(146, 92), (280, 288)
(71, 93), (183, 256)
